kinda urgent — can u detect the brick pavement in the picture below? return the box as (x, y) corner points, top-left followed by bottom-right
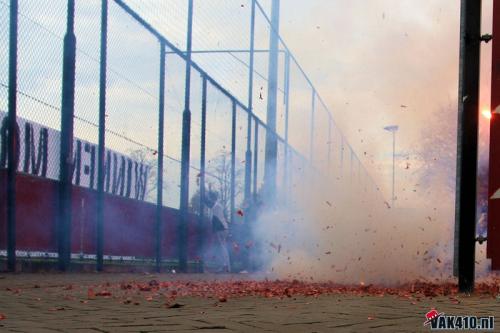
(0, 273), (498, 332)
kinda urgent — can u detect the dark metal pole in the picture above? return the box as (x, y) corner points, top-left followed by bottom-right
(340, 136), (344, 174)
(283, 50), (290, 199)
(455, 0), (482, 293)
(178, 0), (194, 273)
(358, 157), (361, 185)
(155, 42), (166, 273)
(350, 148), (353, 182)
(263, 0), (280, 201)
(244, 0), (256, 204)
(96, 0), (108, 273)
(309, 89), (315, 162)
(391, 131), (396, 205)
(230, 100), (237, 224)
(253, 121), (259, 198)
(58, 0), (76, 271)
(6, 0), (19, 272)
(198, 76), (207, 267)
(327, 118), (332, 171)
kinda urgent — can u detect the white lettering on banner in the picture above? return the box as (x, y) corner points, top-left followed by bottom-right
(0, 112), (150, 201)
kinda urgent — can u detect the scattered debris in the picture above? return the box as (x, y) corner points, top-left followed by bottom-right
(167, 303), (185, 308)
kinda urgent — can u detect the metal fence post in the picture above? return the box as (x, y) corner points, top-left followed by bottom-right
(350, 148), (353, 183)
(7, 0), (19, 272)
(309, 89), (315, 163)
(253, 121), (259, 198)
(244, 0), (256, 204)
(198, 76), (207, 268)
(455, 0), (482, 293)
(358, 157), (361, 185)
(230, 99), (237, 224)
(155, 41), (166, 273)
(340, 136), (344, 174)
(263, 0), (280, 201)
(96, 0), (108, 273)
(283, 50), (290, 201)
(58, 0), (77, 271)
(179, 0), (194, 273)
(327, 117), (332, 171)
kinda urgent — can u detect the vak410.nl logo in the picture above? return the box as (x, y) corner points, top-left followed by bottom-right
(424, 309), (494, 330)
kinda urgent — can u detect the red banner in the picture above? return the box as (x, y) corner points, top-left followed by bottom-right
(488, 0), (500, 269)
(0, 171), (209, 263)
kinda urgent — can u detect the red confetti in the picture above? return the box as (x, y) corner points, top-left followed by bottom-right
(139, 285), (152, 292)
(236, 209), (244, 217)
(87, 288), (96, 300)
(95, 290), (112, 297)
(31, 277), (500, 310)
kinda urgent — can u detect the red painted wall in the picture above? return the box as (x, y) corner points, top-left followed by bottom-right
(488, 0), (500, 270)
(0, 170), (209, 261)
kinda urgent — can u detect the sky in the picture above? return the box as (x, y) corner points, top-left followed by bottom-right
(278, 0), (494, 202)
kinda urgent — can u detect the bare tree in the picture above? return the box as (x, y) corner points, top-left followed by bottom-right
(129, 148), (157, 202)
(189, 150), (244, 218)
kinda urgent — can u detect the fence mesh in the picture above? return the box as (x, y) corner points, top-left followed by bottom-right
(0, 0), (384, 265)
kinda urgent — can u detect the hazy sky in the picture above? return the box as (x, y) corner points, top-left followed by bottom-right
(278, 0), (494, 200)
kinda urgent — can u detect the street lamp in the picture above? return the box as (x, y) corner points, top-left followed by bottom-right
(384, 125), (399, 206)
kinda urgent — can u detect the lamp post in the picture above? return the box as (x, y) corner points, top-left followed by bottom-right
(384, 125), (398, 206)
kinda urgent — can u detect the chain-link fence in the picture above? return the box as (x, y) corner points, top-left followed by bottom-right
(0, 0), (384, 272)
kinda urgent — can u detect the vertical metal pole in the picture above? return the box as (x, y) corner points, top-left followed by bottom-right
(179, 0), (194, 273)
(96, 0), (108, 272)
(198, 76), (207, 266)
(155, 42), (166, 273)
(455, 0), (482, 293)
(263, 0), (280, 201)
(7, 0), (19, 272)
(253, 121), (259, 198)
(391, 131), (396, 205)
(350, 148), (353, 182)
(230, 100), (237, 224)
(340, 136), (344, 174)
(58, 0), (76, 271)
(327, 117), (332, 171)
(283, 51), (290, 199)
(309, 89), (315, 162)
(244, 0), (256, 204)
(358, 157), (361, 185)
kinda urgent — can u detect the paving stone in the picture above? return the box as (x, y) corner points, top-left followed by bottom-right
(0, 273), (499, 332)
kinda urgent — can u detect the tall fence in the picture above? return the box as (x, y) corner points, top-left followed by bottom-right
(0, 0), (384, 272)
